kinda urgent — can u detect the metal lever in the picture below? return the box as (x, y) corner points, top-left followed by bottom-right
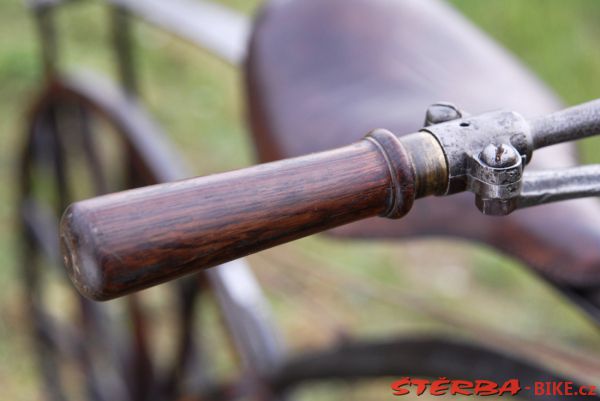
(518, 165), (600, 209)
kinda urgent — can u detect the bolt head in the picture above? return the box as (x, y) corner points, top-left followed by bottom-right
(475, 196), (517, 216)
(479, 143), (519, 168)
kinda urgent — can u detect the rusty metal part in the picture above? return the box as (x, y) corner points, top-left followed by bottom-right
(419, 99), (600, 216)
(422, 110), (533, 195)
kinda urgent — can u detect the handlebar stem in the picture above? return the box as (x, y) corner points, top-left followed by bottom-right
(59, 98), (600, 299)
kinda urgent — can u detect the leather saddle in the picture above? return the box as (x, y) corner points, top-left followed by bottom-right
(245, 0), (600, 290)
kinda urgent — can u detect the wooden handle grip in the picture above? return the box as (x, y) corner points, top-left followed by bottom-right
(60, 130), (417, 300)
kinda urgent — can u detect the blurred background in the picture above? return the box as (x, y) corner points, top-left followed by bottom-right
(1, 0), (600, 399)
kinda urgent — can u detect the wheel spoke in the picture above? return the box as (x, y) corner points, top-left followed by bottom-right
(75, 100), (110, 195)
(21, 197), (62, 267)
(18, 75), (262, 401)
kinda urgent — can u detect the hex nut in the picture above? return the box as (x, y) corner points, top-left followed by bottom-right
(475, 196), (517, 216)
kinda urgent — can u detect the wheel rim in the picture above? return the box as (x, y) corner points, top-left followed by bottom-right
(18, 74), (283, 401)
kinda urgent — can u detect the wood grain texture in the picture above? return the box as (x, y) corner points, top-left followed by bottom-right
(60, 137), (417, 300)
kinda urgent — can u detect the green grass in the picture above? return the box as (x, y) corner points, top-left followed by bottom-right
(0, 0), (599, 399)
(450, 0), (600, 161)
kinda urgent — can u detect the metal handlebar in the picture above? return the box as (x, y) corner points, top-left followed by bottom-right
(531, 99), (600, 149)
(59, 99), (600, 300)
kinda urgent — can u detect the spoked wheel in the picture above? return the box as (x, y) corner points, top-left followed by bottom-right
(19, 74), (173, 401)
(17, 72), (282, 401)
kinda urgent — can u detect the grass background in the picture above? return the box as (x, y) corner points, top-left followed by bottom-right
(0, 0), (599, 399)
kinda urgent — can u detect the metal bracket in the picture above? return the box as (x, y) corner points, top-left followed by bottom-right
(422, 106), (532, 195)
(422, 101), (600, 216)
(468, 143), (523, 215)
